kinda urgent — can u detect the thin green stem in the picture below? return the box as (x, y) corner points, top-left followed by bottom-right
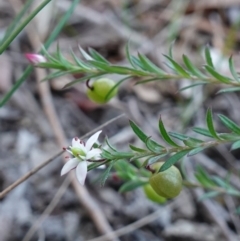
(183, 180), (240, 197)
(0, 0), (80, 107)
(1, 0), (33, 44)
(0, 0), (52, 54)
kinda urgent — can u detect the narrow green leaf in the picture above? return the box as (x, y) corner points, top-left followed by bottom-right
(129, 120), (162, 149)
(192, 127), (213, 138)
(206, 109), (220, 140)
(159, 150), (189, 172)
(147, 154), (167, 166)
(0, 0), (80, 107)
(70, 50), (92, 69)
(130, 153), (152, 162)
(138, 53), (166, 75)
(231, 140), (240, 150)
(135, 77), (165, 85)
(125, 43), (137, 68)
(183, 138), (203, 148)
(204, 47), (214, 68)
(0, 0), (52, 54)
(229, 56), (240, 82)
(89, 61), (136, 75)
(101, 149), (114, 159)
(169, 132), (188, 141)
(105, 76), (130, 101)
(168, 41), (175, 59)
(88, 48), (110, 64)
(212, 176), (230, 189)
(100, 161), (115, 186)
(105, 138), (117, 152)
(204, 65), (232, 83)
(217, 87), (240, 94)
(119, 179), (148, 193)
(218, 133), (238, 140)
(145, 136), (165, 152)
(63, 73), (106, 89)
(182, 54), (206, 78)
(164, 55), (190, 77)
(129, 145), (146, 153)
(131, 56), (146, 69)
(198, 191), (220, 201)
(159, 118), (181, 147)
(195, 166), (215, 187)
(111, 152), (134, 159)
(218, 114), (240, 135)
(79, 47), (93, 60)
(188, 146), (206, 156)
(1, 0), (33, 44)
(179, 82), (207, 92)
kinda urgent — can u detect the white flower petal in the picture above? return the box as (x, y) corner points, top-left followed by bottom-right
(71, 139), (87, 154)
(76, 161), (88, 185)
(85, 130), (102, 151)
(86, 148), (102, 159)
(61, 158), (79, 176)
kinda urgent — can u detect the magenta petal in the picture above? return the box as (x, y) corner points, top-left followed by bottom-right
(61, 158), (79, 176)
(76, 161), (88, 185)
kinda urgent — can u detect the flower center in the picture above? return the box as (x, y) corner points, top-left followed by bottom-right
(71, 147), (86, 157)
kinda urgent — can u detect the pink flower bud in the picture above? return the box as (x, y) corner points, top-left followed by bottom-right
(25, 53), (46, 64)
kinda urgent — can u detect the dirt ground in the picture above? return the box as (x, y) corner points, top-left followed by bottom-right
(1, 0), (240, 241)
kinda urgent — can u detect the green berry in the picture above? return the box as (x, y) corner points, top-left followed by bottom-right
(87, 78), (118, 104)
(143, 184), (166, 204)
(149, 162), (182, 199)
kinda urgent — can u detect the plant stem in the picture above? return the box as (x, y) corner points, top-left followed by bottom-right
(0, 0), (52, 54)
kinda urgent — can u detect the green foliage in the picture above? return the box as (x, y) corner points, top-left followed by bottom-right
(32, 44), (240, 98)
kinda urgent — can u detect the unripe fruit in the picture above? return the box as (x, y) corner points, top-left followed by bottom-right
(143, 184), (166, 204)
(149, 162), (182, 199)
(87, 78), (118, 104)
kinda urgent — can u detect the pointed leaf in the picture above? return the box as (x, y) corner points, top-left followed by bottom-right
(231, 140), (240, 150)
(88, 48), (109, 64)
(105, 76), (130, 101)
(218, 114), (240, 135)
(147, 154), (167, 166)
(164, 55), (190, 77)
(188, 146), (206, 156)
(192, 127), (213, 138)
(159, 118), (180, 147)
(182, 54), (206, 78)
(145, 136), (165, 152)
(125, 43), (137, 68)
(129, 144), (146, 153)
(204, 65), (232, 83)
(229, 56), (240, 82)
(100, 161), (115, 186)
(179, 82), (207, 92)
(138, 53), (166, 75)
(159, 149), (189, 172)
(119, 179), (148, 193)
(217, 87), (240, 94)
(206, 109), (220, 140)
(129, 120), (164, 151)
(198, 191), (220, 201)
(204, 47), (214, 68)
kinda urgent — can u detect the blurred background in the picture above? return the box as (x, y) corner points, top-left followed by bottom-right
(1, 0), (240, 240)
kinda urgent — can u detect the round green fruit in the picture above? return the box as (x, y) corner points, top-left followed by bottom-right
(87, 78), (118, 104)
(149, 162), (182, 199)
(143, 184), (166, 204)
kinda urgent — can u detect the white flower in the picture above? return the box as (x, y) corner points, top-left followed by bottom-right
(61, 130), (102, 185)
